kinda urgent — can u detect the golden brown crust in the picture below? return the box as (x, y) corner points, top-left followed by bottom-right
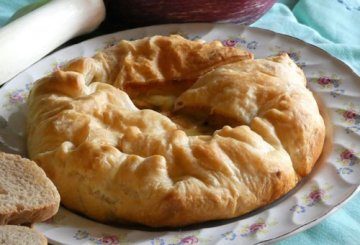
(174, 54), (325, 177)
(26, 35), (325, 227)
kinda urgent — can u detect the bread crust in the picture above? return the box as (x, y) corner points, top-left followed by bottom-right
(26, 35), (325, 227)
(0, 152), (60, 225)
(0, 225), (47, 245)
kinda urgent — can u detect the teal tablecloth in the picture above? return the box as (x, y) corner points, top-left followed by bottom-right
(0, 0), (49, 26)
(1, 0), (359, 244)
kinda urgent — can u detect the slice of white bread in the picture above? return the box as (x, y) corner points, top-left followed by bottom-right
(0, 225), (47, 245)
(0, 152), (60, 225)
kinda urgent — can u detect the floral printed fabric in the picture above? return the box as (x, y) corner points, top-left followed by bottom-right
(252, 1), (360, 244)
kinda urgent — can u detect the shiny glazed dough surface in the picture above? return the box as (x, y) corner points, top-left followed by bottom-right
(26, 35), (325, 227)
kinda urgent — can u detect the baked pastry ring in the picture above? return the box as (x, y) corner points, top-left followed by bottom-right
(27, 35), (325, 227)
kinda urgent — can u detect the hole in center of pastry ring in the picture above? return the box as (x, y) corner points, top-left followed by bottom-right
(124, 79), (231, 136)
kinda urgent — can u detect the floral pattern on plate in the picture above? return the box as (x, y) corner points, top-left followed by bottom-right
(2, 83), (33, 111)
(310, 71), (345, 98)
(239, 218), (278, 238)
(222, 36), (259, 50)
(73, 230), (127, 245)
(268, 45), (306, 68)
(335, 145), (359, 175)
(336, 103), (360, 134)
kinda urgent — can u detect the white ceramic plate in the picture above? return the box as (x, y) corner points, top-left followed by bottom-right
(0, 23), (359, 245)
